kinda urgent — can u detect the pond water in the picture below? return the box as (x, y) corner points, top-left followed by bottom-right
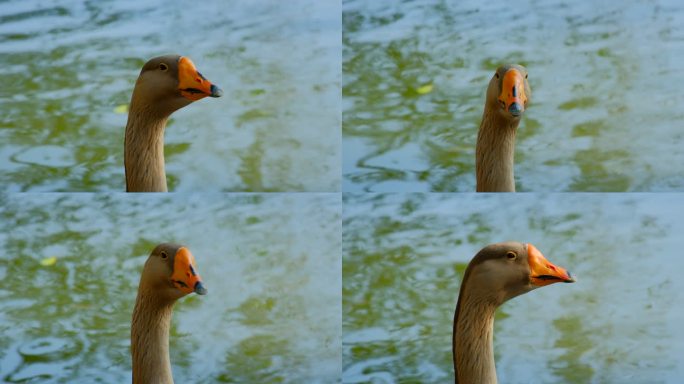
(343, 193), (684, 383)
(0, 193), (341, 383)
(343, 0), (684, 192)
(0, 0), (341, 192)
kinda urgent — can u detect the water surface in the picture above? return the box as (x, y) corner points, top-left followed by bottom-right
(343, 193), (684, 383)
(0, 0), (340, 192)
(0, 193), (341, 383)
(343, 0), (684, 191)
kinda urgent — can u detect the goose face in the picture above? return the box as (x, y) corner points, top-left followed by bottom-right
(133, 55), (223, 115)
(466, 242), (573, 304)
(142, 243), (207, 301)
(488, 64), (530, 120)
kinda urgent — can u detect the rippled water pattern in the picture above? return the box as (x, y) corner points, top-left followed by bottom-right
(343, 194), (684, 383)
(0, 194), (341, 383)
(343, 0), (684, 192)
(0, 0), (341, 192)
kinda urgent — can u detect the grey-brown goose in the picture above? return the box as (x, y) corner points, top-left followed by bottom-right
(452, 242), (574, 383)
(131, 243), (207, 384)
(475, 65), (530, 192)
(124, 55), (222, 192)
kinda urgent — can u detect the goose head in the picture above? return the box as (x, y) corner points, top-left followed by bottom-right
(462, 242), (573, 306)
(140, 243), (208, 303)
(130, 55), (223, 117)
(486, 64), (530, 121)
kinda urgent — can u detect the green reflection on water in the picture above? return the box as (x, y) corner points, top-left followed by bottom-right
(551, 315), (594, 383)
(219, 334), (291, 383)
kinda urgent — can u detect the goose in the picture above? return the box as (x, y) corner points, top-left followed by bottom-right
(452, 242), (574, 383)
(475, 65), (530, 192)
(131, 243), (207, 384)
(124, 55), (223, 192)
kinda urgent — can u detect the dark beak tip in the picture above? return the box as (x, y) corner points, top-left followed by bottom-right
(508, 103), (523, 117)
(194, 281), (208, 295)
(210, 84), (223, 98)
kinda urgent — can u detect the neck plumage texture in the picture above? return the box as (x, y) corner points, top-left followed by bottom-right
(124, 101), (169, 192)
(476, 108), (520, 192)
(131, 285), (176, 384)
(453, 278), (499, 384)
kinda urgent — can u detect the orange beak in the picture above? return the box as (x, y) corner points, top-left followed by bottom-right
(498, 68), (527, 117)
(170, 247), (207, 295)
(178, 56), (223, 101)
(527, 243), (575, 286)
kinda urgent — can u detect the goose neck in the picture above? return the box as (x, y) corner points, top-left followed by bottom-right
(475, 109), (520, 192)
(453, 286), (498, 384)
(124, 103), (169, 192)
(131, 288), (175, 384)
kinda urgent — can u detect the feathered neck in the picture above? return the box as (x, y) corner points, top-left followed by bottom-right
(124, 102), (169, 192)
(452, 278), (499, 384)
(475, 107), (520, 192)
(131, 284), (176, 384)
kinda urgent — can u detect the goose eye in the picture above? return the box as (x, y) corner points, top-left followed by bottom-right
(506, 251), (517, 260)
(159, 63), (169, 72)
(160, 251), (168, 259)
